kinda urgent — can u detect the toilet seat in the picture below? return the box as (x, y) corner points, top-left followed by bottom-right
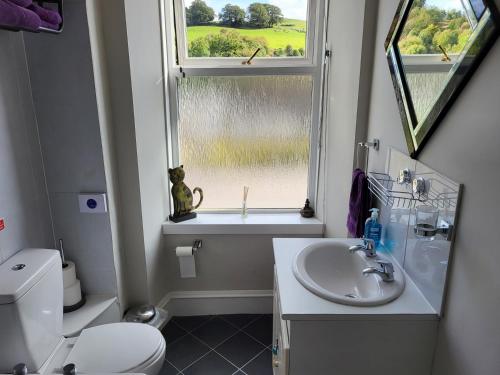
(64, 323), (165, 374)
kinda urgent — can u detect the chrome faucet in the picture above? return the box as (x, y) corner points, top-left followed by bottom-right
(348, 238), (376, 258)
(362, 261), (395, 282)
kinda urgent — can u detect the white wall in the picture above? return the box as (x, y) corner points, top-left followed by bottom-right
(0, 32), (53, 262)
(23, 0), (118, 297)
(366, 1), (500, 373)
(320, 0), (377, 237)
(86, 0), (171, 307)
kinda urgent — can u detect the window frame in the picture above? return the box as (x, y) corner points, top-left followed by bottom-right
(173, 0), (321, 67)
(161, 0), (328, 212)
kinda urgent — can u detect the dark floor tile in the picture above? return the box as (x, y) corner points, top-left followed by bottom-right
(242, 315), (273, 346)
(192, 316), (238, 347)
(173, 315), (213, 332)
(159, 360), (181, 375)
(242, 349), (273, 375)
(165, 334), (210, 371)
(183, 351), (237, 375)
(220, 314), (261, 329)
(162, 320), (188, 346)
(216, 331), (266, 367)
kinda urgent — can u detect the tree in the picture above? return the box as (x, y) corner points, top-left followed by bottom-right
(219, 4), (245, 27)
(248, 3), (271, 28)
(186, 0), (215, 26)
(188, 29), (270, 57)
(189, 38), (210, 57)
(413, 0), (427, 8)
(399, 35), (427, 54)
(433, 29), (459, 50)
(263, 4), (283, 27)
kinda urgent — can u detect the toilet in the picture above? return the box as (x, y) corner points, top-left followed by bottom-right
(0, 249), (166, 375)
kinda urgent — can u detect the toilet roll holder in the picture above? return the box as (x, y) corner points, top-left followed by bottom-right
(192, 240), (202, 252)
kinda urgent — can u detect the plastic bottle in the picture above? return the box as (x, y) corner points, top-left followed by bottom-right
(364, 208), (382, 247)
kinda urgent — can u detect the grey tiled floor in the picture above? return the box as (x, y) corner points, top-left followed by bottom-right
(160, 314), (273, 375)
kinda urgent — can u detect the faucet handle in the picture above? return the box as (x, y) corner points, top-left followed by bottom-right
(376, 261), (394, 274)
(363, 238), (375, 249)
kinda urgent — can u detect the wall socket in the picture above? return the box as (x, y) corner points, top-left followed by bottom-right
(78, 193), (108, 214)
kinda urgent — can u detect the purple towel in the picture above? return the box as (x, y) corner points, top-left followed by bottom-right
(40, 18), (58, 30)
(28, 3), (61, 25)
(347, 168), (370, 238)
(8, 0), (31, 7)
(0, 0), (41, 31)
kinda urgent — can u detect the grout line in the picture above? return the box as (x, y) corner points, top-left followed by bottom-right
(165, 315), (272, 374)
(179, 342), (215, 372)
(239, 346), (269, 371)
(174, 315), (216, 333)
(219, 314), (263, 331)
(164, 322), (189, 347)
(238, 328), (271, 351)
(166, 359), (183, 374)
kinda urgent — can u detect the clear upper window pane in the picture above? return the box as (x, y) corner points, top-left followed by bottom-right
(182, 0), (308, 58)
(177, 75), (313, 209)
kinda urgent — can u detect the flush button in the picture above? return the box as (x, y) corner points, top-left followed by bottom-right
(11, 264), (26, 271)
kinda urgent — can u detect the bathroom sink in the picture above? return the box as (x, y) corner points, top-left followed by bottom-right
(293, 239), (405, 306)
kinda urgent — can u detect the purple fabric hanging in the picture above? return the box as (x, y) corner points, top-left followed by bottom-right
(7, 0), (31, 7)
(40, 18), (58, 30)
(0, 0), (41, 31)
(28, 3), (62, 26)
(347, 168), (370, 238)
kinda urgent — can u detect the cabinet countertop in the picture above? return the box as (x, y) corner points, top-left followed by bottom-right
(273, 238), (438, 321)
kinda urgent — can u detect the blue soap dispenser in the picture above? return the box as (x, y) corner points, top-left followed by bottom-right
(364, 208), (382, 247)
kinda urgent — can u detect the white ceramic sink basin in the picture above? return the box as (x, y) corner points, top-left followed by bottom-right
(293, 239), (405, 306)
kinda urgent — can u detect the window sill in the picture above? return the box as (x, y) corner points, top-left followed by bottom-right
(162, 213), (324, 236)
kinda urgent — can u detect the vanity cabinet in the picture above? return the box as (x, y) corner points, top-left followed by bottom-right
(272, 270), (290, 375)
(272, 237), (441, 375)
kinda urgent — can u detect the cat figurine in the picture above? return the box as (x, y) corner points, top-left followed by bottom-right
(168, 165), (203, 222)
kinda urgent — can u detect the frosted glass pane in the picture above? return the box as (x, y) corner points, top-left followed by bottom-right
(406, 72), (450, 121)
(177, 75), (313, 209)
(184, 0), (308, 58)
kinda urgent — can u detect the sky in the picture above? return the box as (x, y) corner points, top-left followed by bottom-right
(185, 0), (308, 20)
(426, 0), (464, 10)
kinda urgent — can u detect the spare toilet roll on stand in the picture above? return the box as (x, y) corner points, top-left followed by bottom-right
(59, 239), (86, 313)
(176, 240), (202, 279)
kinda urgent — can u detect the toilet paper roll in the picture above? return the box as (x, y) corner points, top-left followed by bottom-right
(62, 261), (77, 288)
(64, 279), (82, 306)
(176, 246), (196, 278)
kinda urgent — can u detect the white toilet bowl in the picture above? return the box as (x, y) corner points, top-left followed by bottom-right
(63, 323), (166, 375)
(0, 249), (166, 375)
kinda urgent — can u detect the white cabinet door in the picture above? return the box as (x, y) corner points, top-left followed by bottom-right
(273, 268), (290, 375)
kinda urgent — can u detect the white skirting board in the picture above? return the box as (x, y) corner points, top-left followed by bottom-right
(157, 290), (273, 317)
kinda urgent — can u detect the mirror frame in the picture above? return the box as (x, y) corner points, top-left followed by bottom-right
(385, 0), (500, 158)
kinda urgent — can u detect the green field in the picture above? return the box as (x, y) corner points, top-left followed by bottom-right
(187, 19), (306, 51)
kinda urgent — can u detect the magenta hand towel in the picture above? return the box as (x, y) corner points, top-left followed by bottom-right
(28, 2), (61, 25)
(0, 0), (41, 31)
(347, 168), (370, 238)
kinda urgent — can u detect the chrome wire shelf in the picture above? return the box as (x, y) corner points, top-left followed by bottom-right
(367, 172), (458, 209)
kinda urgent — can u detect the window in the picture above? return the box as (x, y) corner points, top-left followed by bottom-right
(162, 0), (327, 210)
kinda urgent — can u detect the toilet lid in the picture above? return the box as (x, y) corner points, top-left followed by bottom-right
(64, 323), (164, 373)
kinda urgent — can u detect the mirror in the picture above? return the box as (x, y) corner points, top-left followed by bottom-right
(386, 0), (499, 158)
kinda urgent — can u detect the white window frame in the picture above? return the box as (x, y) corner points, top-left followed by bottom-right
(160, 0), (328, 212)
